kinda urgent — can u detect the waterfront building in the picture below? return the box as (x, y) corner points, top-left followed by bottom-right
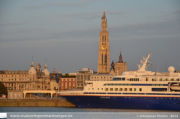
(0, 61), (51, 91)
(76, 68), (94, 89)
(97, 10), (110, 74)
(0, 70), (30, 90)
(59, 76), (76, 90)
(33, 62), (50, 90)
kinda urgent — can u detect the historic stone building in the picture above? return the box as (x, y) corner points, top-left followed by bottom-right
(0, 61), (51, 91)
(110, 51), (127, 75)
(96, 11), (127, 76)
(97, 10), (110, 74)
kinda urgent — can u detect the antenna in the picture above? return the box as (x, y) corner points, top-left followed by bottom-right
(45, 58), (47, 64)
(32, 56), (33, 62)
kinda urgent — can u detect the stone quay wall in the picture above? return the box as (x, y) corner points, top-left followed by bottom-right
(0, 99), (76, 107)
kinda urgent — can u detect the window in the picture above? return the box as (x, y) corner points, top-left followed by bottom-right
(92, 88), (94, 90)
(69, 82), (71, 86)
(65, 82), (67, 86)
(98, 88), (99, 90)
(105, 88), (108, 91)
(102, 54), (103, 64)
(124, 88), (127, 91)
(101, 88), (103, 90)
(129, 88), (132, 91)
(139, 88), (142, 91)
(134, 88), (136, 91)
(110, 88), (113, 91)
(62, 79), (63, 81)
(115, 88), (118, 91)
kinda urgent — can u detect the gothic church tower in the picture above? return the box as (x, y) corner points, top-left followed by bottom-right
(97, 10), (110, 74)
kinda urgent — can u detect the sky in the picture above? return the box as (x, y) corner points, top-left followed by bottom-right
(0, 0), (180, 74)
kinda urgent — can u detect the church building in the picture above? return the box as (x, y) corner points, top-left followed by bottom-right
(97, 10), (127, 76)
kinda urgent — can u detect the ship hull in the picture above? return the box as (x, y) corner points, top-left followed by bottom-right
(63, 95), (180, 110)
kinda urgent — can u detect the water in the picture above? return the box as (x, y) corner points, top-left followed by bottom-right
(0, 107), (179, 119)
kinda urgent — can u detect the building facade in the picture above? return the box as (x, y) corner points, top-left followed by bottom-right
(0, 61), (51, 91)
(90, 74), (113, 81)
(97, 11), (110, 74)
(76, 68), (94, 89)
(59, 76), (76, 90)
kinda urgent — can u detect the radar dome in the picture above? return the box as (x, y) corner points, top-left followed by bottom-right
(168, 66), (175, 73)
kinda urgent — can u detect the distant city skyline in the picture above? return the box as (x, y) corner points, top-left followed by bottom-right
(0, 0), (180, 73)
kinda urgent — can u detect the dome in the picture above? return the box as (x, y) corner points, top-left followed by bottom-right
(28, 67), (37, 74)
(43, 69), (50, 76)
(28, 62), (36, 74)
(168, 66), (175, 73)
(42, 63), (50, 76)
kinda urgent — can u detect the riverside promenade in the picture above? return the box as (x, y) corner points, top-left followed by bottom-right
(0, 99), (76, 107)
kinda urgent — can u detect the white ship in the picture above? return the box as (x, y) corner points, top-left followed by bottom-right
(58, 53), (180, 110)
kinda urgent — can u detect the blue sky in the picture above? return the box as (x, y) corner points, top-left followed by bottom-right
(0, 0), (180, 73)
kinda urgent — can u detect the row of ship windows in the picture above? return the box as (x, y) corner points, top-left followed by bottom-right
(89, 88), (142, 91)
(103, 84), (167, 86)
(113, 78), (180, 81)
(83, 92), (180, 96)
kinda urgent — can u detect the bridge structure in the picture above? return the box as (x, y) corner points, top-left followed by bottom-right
(23, 90), (57, 98)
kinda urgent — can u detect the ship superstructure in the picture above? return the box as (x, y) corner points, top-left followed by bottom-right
(58, 53), (180, 110)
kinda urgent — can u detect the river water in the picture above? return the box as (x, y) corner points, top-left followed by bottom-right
(0, 107), (180, 119)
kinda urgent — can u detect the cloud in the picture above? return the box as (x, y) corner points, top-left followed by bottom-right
(0, 21), (28, 27)
(109, 18), (180, 41)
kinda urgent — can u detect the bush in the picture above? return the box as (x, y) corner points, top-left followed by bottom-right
(0, 81), (7, 96)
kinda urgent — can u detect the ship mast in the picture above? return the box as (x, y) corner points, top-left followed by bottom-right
(138, 53), (151, 71)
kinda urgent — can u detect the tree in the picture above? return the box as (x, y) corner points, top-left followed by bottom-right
(0, 81), (7, 96)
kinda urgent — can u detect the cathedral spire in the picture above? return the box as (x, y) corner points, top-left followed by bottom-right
(103, 9), (106, 18)
(119, 50), (123, 63)
(97, 10), (110, 74)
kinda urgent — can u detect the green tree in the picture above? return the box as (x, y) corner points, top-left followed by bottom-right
(0, 81), (7, 96)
